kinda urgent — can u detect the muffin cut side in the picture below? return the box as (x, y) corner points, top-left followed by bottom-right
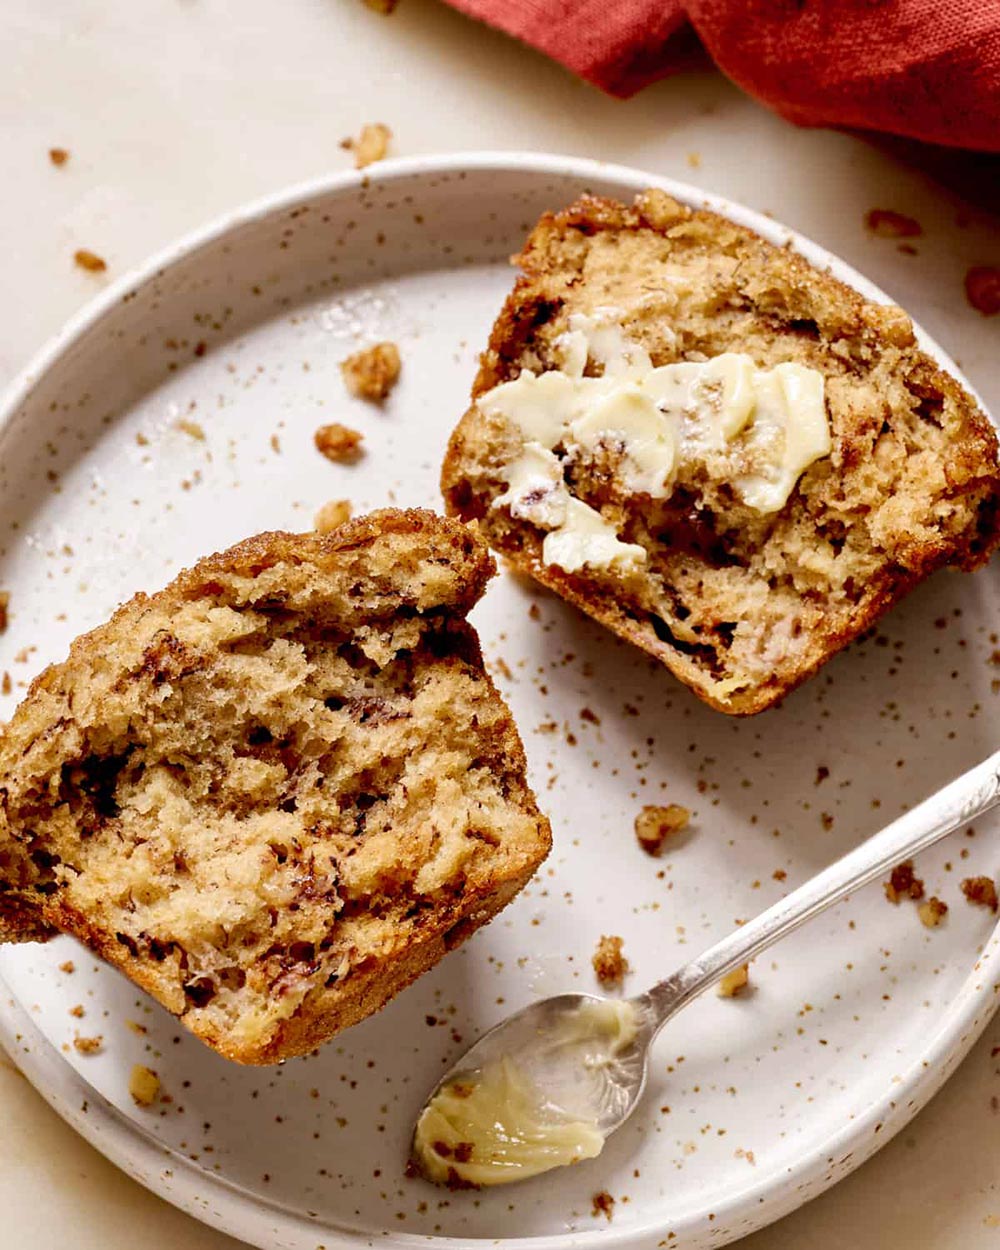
(0, 510), (551, 1063)
(442, 191), (1000, 714)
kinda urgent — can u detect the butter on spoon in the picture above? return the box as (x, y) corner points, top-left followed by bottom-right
(411, 751), (1000, 1187)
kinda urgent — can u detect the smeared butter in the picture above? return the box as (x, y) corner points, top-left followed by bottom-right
(413, 999), (641, 1187)
(481, 309), (831, 574)
(542, 498), (646, 575)
(412, 1057), (604, 1186)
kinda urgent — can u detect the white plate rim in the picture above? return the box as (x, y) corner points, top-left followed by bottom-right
(0, 149), (997, 1250)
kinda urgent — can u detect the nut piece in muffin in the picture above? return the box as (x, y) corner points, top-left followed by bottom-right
(442, 191), (1000, 715)
(0, 510), (551, 1064)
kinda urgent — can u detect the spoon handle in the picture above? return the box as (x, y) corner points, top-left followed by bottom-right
(639, 750), (1000, 1031)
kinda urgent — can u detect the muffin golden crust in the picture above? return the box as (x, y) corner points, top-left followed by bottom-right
(442, 191), (1000, 714)
(0, 509), (551, 1063)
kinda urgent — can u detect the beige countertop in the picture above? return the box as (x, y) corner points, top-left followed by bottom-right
(1, 2), (999, 1246)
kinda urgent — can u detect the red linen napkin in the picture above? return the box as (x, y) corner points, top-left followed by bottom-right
(444, 0), (1000, 153)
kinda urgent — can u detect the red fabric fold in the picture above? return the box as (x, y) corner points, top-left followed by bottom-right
(445, 0), (1000, 152)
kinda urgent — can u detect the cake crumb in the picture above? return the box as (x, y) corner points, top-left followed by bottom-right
(314, 422), (364, 462)
(48, 147), (69, 166)
(918, 896), (948, 928)
(864, 209), (922, 238)
(125, 1019), (148, 1035)
(74, 249), (107, 273)
(634, 803), (690, 856)
(340, 122), (391, 170)
(340, 342), (401, 402)
(68, 1004), (85, 1018)
(884, 860), (924, 904)
(686, 152), (701, 169)
(59, 960), (75, 974)
(961, 875), (999, 912)
(176, 418), (205, 441)
(72, 1034), (103, 1055)
(1, 673), (10, 696)
(314, 499), (353, 533)
(718, 964), (750, 998)
(129, 1064), (161, 1106)
(592, 934), (628, 986)
(591, 1190), (615, 1221)
(965, 267), (1000, 317)
(0, 592), (9, 633)
(363, 0), (400, 11)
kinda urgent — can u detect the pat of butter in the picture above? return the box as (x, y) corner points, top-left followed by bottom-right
(569, 387), (675, 497)
(733, 363), (831, 513)
(412, 1057), (604, 1187)
(495, 442), (570, 528)
(542, 498), (647, 575)
(643, 352), (757, 451)
(482, 310), (831, 561)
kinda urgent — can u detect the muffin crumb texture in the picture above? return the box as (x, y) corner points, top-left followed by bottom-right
(442, 190), (1000, 714)
(0, 510), (550, 1063)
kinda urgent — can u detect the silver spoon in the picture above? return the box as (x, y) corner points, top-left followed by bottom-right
(412, 749), (1000, 1186)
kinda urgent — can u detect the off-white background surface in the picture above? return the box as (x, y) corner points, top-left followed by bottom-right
(1, 2), (999, 1247)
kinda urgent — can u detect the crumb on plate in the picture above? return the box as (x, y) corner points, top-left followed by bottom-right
(864, 209), (922, 238)
(314, 499), (353, 533)
(965, 267), (1000, 317)
(129, 1064), (161, 1106)
(592, 934), (628, 986)
(918, 896), (948, 928)
(962, 875), (999, 912)
(314, 421), (364, 462)
(74, 249), (107, 273)
(59, 960), (75, 974)
(175, 418), (205, 441)
(718, 964), (750, 998)
(634, 803), (690, 856)
(884, 860), (924, 904)
(340, 122), (391, 170)
(591, 1190), (615, 1220)
(72, 1035), (103, 1055)
(340, 342), (401, 402)
(68, 1004), (84, 1018)
(0, 592), (8, 633)
(48, 147), (69, 166)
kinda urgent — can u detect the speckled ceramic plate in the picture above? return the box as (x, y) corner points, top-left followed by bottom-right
(0, 153), (998, 1250)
